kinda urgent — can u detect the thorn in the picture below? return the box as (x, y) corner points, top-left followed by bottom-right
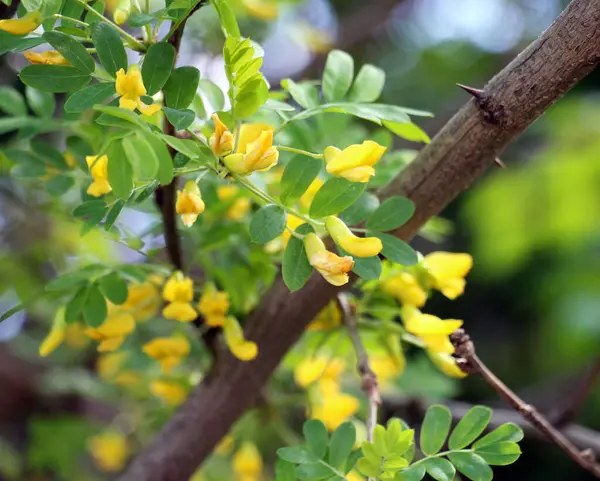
(457, 83), (485, 99)
(494, 157), (506, 168)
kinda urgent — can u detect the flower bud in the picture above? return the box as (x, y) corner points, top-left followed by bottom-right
(304, 233), (354, 286)
(325, 216), (382, 258)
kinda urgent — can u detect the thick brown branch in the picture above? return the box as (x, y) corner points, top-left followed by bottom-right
(120, 1), (600, 479)
(451, 329), (600, 478)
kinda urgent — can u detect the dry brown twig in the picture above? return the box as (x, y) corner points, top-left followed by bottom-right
(338, 294), (380, 441)
(451, 328), (600, 479)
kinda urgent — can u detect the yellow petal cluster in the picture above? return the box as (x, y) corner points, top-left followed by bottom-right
(85, 309), (136, 352)
(233, 442), (263, 481)
(223, 316), (258, 361)
(150, 379), (188, 405)
(64, 322), (89, 349)
(370, 351), (406, 388)
(428, 351), (467, 378)
(143, 335), (190, 373)
(120, 279), (161, 322)
(217, 185), (252, 221)
(0, 12), (42, 35)
(324, 141), (386, 183)
(224, 124), (278, 174)
(381, 271), (427, 308)
(307, 301), (341, 331)
(115, 65), (161, 116)
(87, 431), (130, 473)
(176, 180), (205, 227)
(401, 307), (462, 355)
(209, 113), (235, 157)
(304, 233), (354, 286)
(162, 271), (197, 322)
(325, 216), (382, 258)
(299, 178), (324, 210)
(294, 356), (345, 388)
(197, 285), (229, 327)
(39, 308), (66, 357)
(97, 351), (141, 387)
(424, 252), (473, 300)
(24, 50), (69, 65)
(86, 155), (112, 197)
(310, 379), (360, 431)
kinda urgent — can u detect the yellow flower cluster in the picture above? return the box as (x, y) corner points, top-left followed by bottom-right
(304, 232), (354, 286)
(176, 180), (205, 228)
(115, 64), (161, 116)
(217, 185), (252, 221)
(198, 283), (230, 327)
(86, 155), (112, 197)
(162, 271), (197, 322)
(223, 122), (279, 174)
(233, 442), (263, 481)
(324, 141), (387, 183)
(24, 50), (69, 65)
(143, 335), (190, 374)
(87, 431), (130, 473)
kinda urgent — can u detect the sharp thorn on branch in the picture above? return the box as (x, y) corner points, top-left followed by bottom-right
(494, 157), (506, 168)
(457, 83), (485, 99)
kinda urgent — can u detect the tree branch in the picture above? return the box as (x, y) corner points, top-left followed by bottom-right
(119, 1), (600, 479)
(338, 293), (380, 442)
(451, 329), (600, 478)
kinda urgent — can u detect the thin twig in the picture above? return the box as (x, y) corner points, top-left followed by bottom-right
(338, 293), (380, 442)
(451, 329), (600, 479)
(552, 356), (600, 427)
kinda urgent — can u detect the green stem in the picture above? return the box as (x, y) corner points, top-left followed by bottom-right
(276, 145), (323, 159)
(54, 14), (89, 27)
(161, 0), (202, 42)
(234, 119), (242, 152)
(73, 0), (146, 51)
(409, 449), (472, 468)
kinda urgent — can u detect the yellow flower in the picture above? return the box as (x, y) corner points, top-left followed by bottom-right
(370, 352), (405, 388)
(324, 141), (386, 183)
(85, 310), (136, 352)
(294, 356), (345, 388)
(236, 123), (273, 153)
(223, 316), (258, 361)
(401, 307), (462, 355)
(325, 216), (382, 258)
(97, 352), (141, 386)
(233, 442), (263, 481)
(88, 431), (130, 473)
(381, 272), (427, 307)
(86, 155), (112, 197)
(162, 271), (197, 322)
(39, 308), (66, 357)
(113, 0), (131, 24)
(197, 285), (229, 327)
(424, 252), (473, 300)
(64, 322), (89, 349)
(0, 12), (43, 35)
(347, 471), (366, 481)
(224, 127), (278, 174)
(304, 233), (354, 286)
(24, 50), (69, 65)
(209, 113), (235, 156)
(214, 435), (234, 455)
(143, 335), (191, 374)
(241, 0), (278, 20)
(307, 301), (341, 331)
(120, 280), (161, 322)
(151, 379), (188, 405)
(311, 379), (360, 431)
(217, 185), (252, 221)
(115, 64), (161, 116)
(428, 351), (467, 378)
(176, 180), (205, 227)
(299, 178), (324, 210)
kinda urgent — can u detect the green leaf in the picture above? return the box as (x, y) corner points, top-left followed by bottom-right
(303, 419), (328, 459)
(26, 86), (55, 118)
(163, 107), (195, 130)
(107, 140), (133, 200)
(143, 133), (173, 185)
(128, 12), (154, 27)
(277, 447), (318, 464)
(339, 192), (379, 225)
(46, 174), (75, 196)
(366, 196), (415, 232)
(214, 0), (240, 37)
(296, 463), (335, 480)
(64, 82), (115, 113)
(280, 156), (322, 205)
(164, 66), (200, 109)
(250, 205), (287, 244)
(344, 449), (362, 474)
(159, 134), (210, 160)
(65, 286), (89, 323)
(235, 77), (268, 118)
(198, 79), (225, 111)
(22, 0), (42, 11)
(19, 65), (91, 92)
(263, 98), (295, 111)
(285, 79), (319, 109)
(142, 42), (176, 95)
(98, 272), (128, 304)
(328, 422), (355, 469)
(61, 0), (85, 29)
(474, 442), (521, 466)
(83, 284), (107, 327)
(0, 32), (44, 55)
(357, 458), (379, 478)
(424, 458), (455, 481)
(348, 64), (385, 103)
(282, 223), (313, 292)
(43, 31), (95, 74)
(322, 50), (354, 102)
(384, 121), (430, 143)
(309, 178), (366, 218)
(350, 254), (381, 281)
(275, 459), (297, 481)
(473, 423), (524, 449)
(91, 22), (127, 77)
(72, 199), (107, 219)
(373, 233), (417, 266)
(449, 406), (493, 450)
(396, 465), (426, 481)
(447, 452), (493, 481)
(31, 140), (68, 169)
(382, 456), (409, 470)
(1, 303), (26, 324)
(122, 136), (159, 180)
(84, 0), (105, 24)
(93, 104), (145, 127)
(0, 86), (27, 116)
(104, 199), (124, 230)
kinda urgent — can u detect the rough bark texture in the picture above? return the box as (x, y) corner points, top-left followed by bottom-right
(120, 1), (600, 479)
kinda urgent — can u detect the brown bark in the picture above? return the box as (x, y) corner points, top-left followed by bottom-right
(119, 1), (600, 479)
